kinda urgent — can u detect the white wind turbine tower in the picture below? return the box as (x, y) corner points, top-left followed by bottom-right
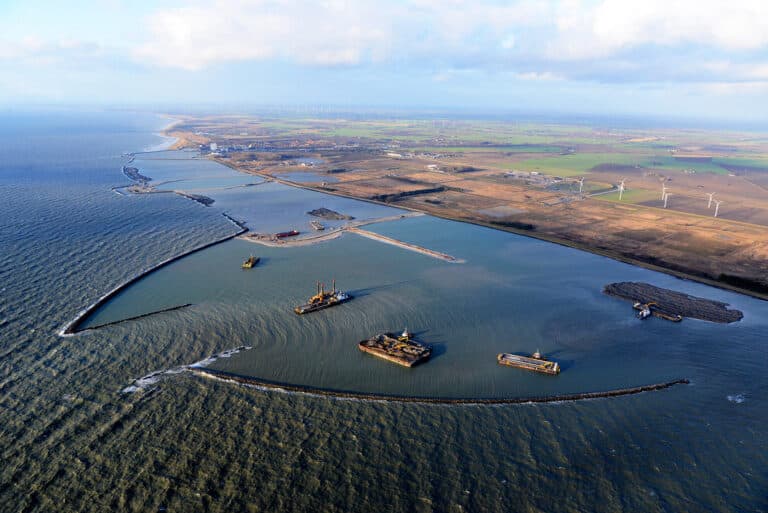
(714, 200), (722, 217)
(707, 192), (716, 209)
(664, 193), (672, 209)
(661, 183), (668, 201)
(578, 177), (585, 194)
(618, 179), (626, 201)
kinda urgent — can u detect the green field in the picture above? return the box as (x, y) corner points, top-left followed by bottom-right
(413, 145), (565, 154)
(515, 152), (741, 176)
(595, 188), (660, 204)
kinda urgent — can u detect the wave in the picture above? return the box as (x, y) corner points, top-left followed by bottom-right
(121, 345), (252, 394)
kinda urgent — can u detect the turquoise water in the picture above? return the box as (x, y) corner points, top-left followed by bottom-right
(1, 111), (766, 512)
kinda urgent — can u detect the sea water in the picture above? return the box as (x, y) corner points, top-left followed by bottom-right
(1, 110), (766, 512)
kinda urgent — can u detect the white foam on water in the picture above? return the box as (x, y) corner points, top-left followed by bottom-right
(727, 393), (746, 404)
(121, 346), (252, 393)
(189, 346), (252, 368)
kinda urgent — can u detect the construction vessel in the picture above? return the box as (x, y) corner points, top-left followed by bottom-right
(497, 350), (560, 375)
(310, 220), (325, 231)
(633, 301), (683, 322)
(634, 301), (653, 319)
(294, 280), (351, 314)
(241, 255), (260, 269)
(358, 329), (432, 367)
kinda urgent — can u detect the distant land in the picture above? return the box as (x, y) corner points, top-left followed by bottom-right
(165, 115), (768, 299)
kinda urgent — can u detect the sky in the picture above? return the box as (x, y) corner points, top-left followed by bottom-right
(2, 0), (768, 123)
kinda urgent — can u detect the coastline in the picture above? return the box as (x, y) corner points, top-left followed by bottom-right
(203, 156), (768, 302)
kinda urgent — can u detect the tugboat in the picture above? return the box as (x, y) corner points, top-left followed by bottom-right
(358, 328), (432, 367)
(497, 350), (560, 375)
(241, 255), (260, 269)
(294, 280), (351, 314)
(634, 301), (653, 319)
(632, 301), (682, 322)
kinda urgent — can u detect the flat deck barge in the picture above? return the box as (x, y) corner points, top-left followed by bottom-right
(358, 330), (431, 367)
(497, 351), (560, 375)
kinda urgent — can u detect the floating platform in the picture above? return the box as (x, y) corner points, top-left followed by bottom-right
(358, 330), (431, 368)
(497, 352), (560, 375)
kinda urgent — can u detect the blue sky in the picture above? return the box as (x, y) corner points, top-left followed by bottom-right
(2, 0), (768, 123)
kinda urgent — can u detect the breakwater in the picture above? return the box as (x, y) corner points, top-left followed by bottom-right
(60, 213), (247, 335)
(348, 227), (464, 263)
(192, 368), (689, 405)
(81, 304), (193, 331)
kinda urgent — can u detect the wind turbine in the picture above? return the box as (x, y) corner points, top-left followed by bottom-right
(707, 192), (716, 209)
(661, 183), (668, 201)
(664, 193), (672, 209)
(578, 177), (585, 194)
(618, 179), (626, 201)
(714, 200), (722, 217)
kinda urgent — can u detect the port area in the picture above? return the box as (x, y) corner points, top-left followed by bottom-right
(604, 282), (744, 323)
(497, 353), (560, 375)
(358, 333), (432, 367)
(240, 212), (465, 263)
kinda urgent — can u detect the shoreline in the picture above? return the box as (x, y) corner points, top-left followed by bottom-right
(192, 367), (690, 405)
(207, 158), (767, 302)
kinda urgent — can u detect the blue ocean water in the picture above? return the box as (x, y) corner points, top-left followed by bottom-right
(0, 110), (766, 512)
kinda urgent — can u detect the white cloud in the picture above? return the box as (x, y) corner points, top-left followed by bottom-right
(134, 0), (551, 70)
(550, 0), (768, 60)
(0, 37), (104, 62)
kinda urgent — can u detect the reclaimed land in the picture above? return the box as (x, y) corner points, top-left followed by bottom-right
(603, 282), (744, 323)
(193, 367), (689, 405)
(165, 116), (768, 300)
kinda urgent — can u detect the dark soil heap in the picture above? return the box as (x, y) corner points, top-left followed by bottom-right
(307, 207), (354, 220)
(604, 282), (743, 323)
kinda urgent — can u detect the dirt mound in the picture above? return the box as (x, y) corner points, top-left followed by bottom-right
(603, 282), (743, 323)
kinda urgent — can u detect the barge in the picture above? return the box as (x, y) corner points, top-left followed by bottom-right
(294, 280), (351, 314)
(276, 229), (300, 239)
(497, 350), (560, 375)
(358, 329), (432, 367)
(241, 255), (260, 269)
